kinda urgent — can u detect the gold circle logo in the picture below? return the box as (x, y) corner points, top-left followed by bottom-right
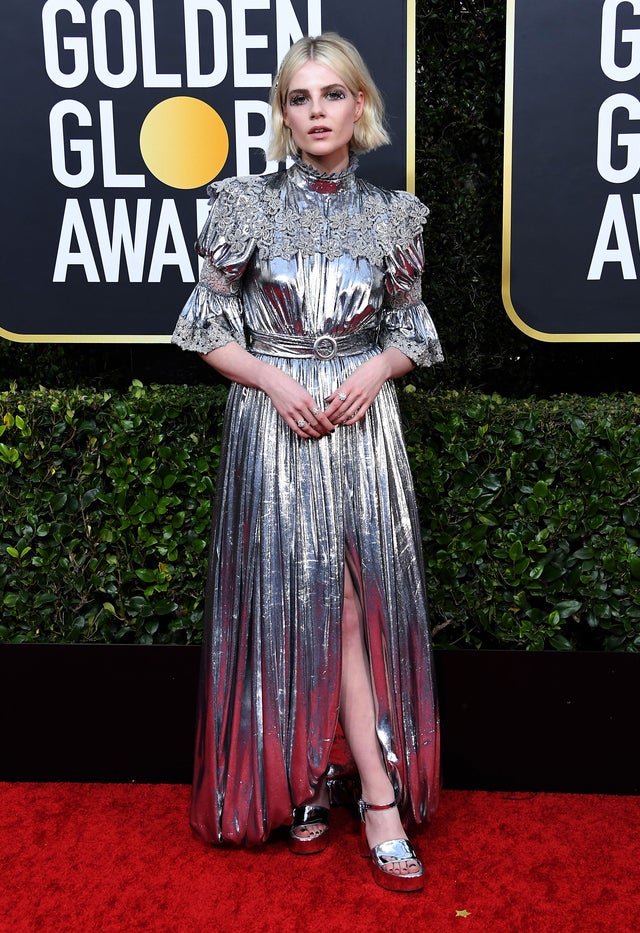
(140, 97), (229, 189)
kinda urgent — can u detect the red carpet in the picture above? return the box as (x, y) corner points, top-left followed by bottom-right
(1, 784), (639, 932)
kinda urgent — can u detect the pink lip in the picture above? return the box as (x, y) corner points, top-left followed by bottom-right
(309, 126), (330, 134)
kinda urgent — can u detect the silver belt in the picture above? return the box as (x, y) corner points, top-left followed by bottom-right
(249, 330), (377, 361)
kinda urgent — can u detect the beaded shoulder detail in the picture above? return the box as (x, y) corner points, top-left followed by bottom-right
(196, 171), (429, 266)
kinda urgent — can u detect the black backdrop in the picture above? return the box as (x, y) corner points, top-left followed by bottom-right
(0, 0), (411, 343)
(504, 0), (640, 341)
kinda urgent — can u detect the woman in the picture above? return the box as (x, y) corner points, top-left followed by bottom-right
(172, 33), (442, 892)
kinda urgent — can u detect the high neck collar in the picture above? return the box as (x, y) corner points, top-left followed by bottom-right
(289, 153), (359, 194)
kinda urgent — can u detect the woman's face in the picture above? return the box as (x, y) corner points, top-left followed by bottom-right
(283, 59), (364, 173)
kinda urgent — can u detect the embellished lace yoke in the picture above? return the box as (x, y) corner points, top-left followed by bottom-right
(172, 157), (443, 368)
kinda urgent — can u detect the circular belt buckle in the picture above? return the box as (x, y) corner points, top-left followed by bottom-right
(313, 335), (338, 360)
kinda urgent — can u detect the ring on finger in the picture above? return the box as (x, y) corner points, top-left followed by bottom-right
(312, 407), (320, 416)
(338, 392), (347, 401)
(297, 418), (307, 428)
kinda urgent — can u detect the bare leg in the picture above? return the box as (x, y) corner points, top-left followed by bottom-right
(339, 564), (420, 875)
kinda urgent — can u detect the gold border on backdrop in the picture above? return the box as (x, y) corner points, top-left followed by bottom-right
(502, 0), (640, 342)
(0, 3), (417, 345)
(406, 0), (416, 194)
(0, 328), (167, 345)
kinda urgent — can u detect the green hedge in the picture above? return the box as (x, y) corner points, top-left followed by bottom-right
(2, 384), (640, 650)
(402, 390), (640, 651)
(0, 383), (227, 645)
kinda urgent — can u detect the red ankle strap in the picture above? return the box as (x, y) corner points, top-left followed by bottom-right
(359, 799), (396, 812)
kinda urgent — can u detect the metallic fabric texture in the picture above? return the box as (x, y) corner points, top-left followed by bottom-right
(173, 157), (443, 846)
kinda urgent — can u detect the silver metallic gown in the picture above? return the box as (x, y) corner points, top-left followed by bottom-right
(172, 156), (443, 846)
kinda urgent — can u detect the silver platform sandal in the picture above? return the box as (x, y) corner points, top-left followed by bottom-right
(358, 798), (425, 892)
(289, 805), (330, 855)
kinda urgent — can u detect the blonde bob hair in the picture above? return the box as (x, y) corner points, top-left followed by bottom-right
(268, 33), (390, 161)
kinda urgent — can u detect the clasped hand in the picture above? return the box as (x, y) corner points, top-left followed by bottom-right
(264, 355), (393, 439)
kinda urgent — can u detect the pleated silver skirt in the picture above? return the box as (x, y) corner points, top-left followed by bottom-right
(190, 345), (440, 846)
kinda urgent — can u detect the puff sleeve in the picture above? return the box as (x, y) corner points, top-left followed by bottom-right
(379, 193), (443, 368)
(171, 179), (257, 354)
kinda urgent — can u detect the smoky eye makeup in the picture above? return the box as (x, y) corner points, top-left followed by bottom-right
(287, 84), (349, 106)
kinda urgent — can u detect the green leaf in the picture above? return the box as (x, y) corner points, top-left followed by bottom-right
(50, 492), (68, 511)
(81, 488), (100, 508)
(153, 599), (178, 615)
(554, 600), (581, 618)
(135, 568), (157, 583)
(0, 443), (20, 464)
(532, 480), (549, 500)
(508, 540), (524, 561)
(549, 634), (574, 651)
(482, 474), (501, 491)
